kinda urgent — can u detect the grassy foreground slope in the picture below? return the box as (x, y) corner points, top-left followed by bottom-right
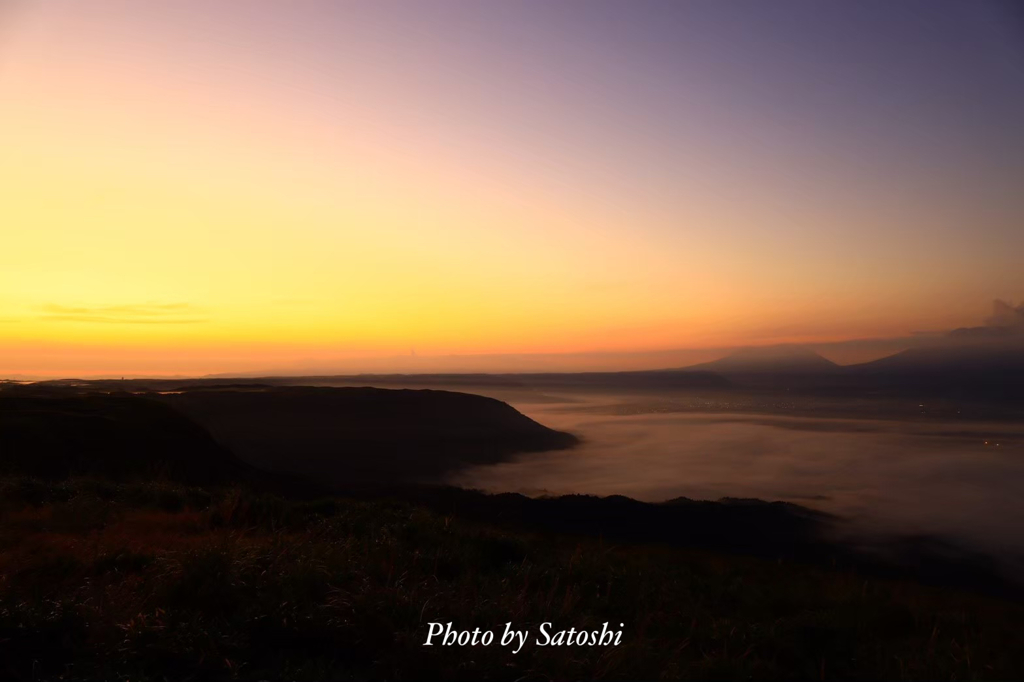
(2, 477), (1022, 681)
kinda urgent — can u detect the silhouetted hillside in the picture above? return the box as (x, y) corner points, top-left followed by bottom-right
(0, 392), (249, 484)
(159, 386), (578, 485)
(0, 385), (579, 488)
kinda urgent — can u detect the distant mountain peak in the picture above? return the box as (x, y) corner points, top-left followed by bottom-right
(686, 344), (839, 374)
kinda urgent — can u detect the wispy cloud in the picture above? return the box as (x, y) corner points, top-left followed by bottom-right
(38, 303), (207, 324)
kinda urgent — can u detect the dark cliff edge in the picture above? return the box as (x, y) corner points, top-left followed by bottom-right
(157, 385), (578, 484)
(0, 384), (578, 488)
(0, 392), (250, 485)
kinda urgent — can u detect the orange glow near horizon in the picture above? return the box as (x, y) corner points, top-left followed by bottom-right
(2, 2), (1022, 377)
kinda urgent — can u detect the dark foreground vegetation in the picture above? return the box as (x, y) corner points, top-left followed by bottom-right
(3, 476), (1024, 681)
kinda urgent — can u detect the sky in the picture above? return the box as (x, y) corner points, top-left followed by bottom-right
(1, 0), (1023, 377)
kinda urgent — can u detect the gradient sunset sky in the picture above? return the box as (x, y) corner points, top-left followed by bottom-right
(2, 1), (1023, 376)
